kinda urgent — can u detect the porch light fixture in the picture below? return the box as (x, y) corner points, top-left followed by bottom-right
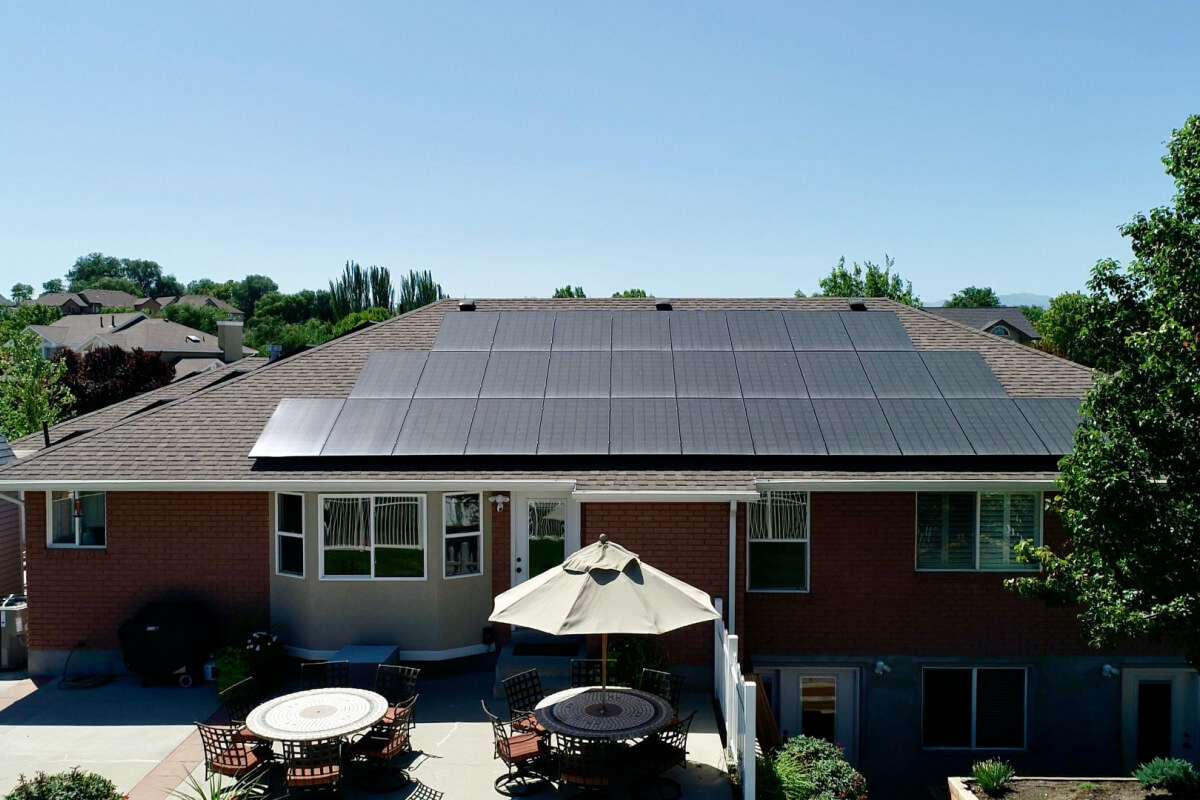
(488, 494), (510, 513)
(1102, 664), (1120, 678)
(874, 660), (891, 675)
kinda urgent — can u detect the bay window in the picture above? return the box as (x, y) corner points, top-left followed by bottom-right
(443, 492), (482, 578)
(276, 493), (304, 577)
(321, 494), (426, 579)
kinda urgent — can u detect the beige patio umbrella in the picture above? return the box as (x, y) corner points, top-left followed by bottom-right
(489, 534), (720, 708)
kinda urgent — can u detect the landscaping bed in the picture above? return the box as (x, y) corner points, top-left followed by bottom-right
(953, 778), (1168, 800)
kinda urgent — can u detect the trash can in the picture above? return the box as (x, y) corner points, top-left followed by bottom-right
(0, 594), (27, 670)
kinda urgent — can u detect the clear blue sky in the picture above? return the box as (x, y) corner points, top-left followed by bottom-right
(2, 2), (1197, 304)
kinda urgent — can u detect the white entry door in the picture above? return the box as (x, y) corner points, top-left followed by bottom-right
(1122, 668), (1200, 770)
(511, 494), (579, 587)
(775, 668), (860, 764)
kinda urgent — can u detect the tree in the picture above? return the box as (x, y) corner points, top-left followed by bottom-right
(0, 330), (74, 439)
(397, 270), (444, 313)
(1009, 115), (1200, 667)
(253, 291), (319, 325)
(56, 346), (175, 416)
(944, 286), (1000, 307)
(41, 279), (65, 294)
(331, 307), (392, 337)
(805, 255), (920, 306)
(161, 303), (232, 336)
(0, 304), (62, 343)
(10, 284), (33, 303)
(232, 274), (279, 320)
(87, 276), (144, 296)
(66, 253), (124, 290)
(329, 262), (394, 318)
(554, 286), (586, 298)
(1034, 292), (1095, 365)
(185, 278), (239, 303)
(244, 317), (332, 358)
(1019, 304), (1046, 326)
(612, 289), (649, 298)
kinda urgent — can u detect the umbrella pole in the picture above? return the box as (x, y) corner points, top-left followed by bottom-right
(601, 633), (608, 711)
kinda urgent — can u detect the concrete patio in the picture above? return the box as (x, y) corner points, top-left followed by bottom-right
(0, 669), (732, 799)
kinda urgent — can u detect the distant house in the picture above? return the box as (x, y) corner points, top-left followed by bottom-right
(0, 294), (14, 308)
(33, 289), (140, 314)
(926, 305), (1041, 343)
(25, 313), (255, 366)
(0, 436), (17, 596)
(135, 294), (244, 321)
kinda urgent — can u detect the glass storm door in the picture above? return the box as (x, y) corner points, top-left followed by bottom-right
(512, 496), (573, 586)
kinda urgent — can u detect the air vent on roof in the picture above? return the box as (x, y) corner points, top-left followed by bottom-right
(848, 299), (868, 312)
(458, 300), (477, 312)
(655, 299), (673, 311)
(186, 335), (201, 343)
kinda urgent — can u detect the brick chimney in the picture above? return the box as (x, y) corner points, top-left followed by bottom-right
(216, 321), (244, 364)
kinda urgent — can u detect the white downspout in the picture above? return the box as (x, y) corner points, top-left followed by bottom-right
(728, 500), (737, 635)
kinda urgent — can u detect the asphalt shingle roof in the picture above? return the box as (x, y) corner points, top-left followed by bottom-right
(925, 306), (1041, 340)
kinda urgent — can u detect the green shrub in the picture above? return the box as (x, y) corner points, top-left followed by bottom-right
(1135, 758), (1198, 793)
(972, 759), (1016, 797)
(215, 645), (251, 692)
(169, 768), (264, 800)
(763, 735), (868, 800)
(4, 769), (124, 800)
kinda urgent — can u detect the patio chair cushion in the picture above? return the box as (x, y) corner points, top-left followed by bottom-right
(211, 743), (263, 776)
(501, 732), (544, 763)
(559, 770), (611, 787)
(355, 732), (411, 761)
(380, 704), (414, 725)
(512, 712), (547, 735)
(628, 736), (686, 774)
(286, 765), (341, 787)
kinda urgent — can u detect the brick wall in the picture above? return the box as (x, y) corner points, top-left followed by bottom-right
(490, 495), (511, 645)
(0, 497), (20, 596)
(24, 491), (269, 651)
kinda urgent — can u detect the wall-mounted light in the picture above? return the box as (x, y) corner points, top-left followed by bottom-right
(1102, 664), (1120, 678)
(488, 494), (510, 513)
(874, 660), (891, 675)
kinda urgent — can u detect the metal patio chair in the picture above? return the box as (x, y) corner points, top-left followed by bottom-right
(569, 659), (616, 689)
(301, 659), (350, 690)
(552, 733), (617, 797)
(483, 700), (554, 796)
(637, 668), (686, 721)
(501, 668), (547, 736)
(282, 737), (344, 794)
(352, 693), (418, 791)
(627, 712), (695, 800)
(375, 664), (421, 704)
(196, 721), (270, 782)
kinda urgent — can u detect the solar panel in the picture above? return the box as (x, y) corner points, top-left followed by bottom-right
(479, 351), (550, 398)
(392, 399), (477, 455)
(611, 351), (675, 397)
(678, 399), (753, 454)
(432, 311), (499, 351)
(948, 399), (1049, 455)
(249, 398), (345, 457)
(839, 311), (914, 350)
(735, 352), (808, 398)
(465, 399), (543, 454)
(782, 312), (853, 350)
(879, 398), (974, 455)
(609, 398), (681, 454)
(920, 351), (1008, 398)
(726, 311), (793, 351)
(546, 351), (610, 398)
(795, 352), (874, 398)
(669, 311), (732, 350)
(321, 399), (410, 456)
(491, 311), (556, 351)
(612, 311), (671, 350)
(858, 351), (941, 398)
(811, 398), (900, 455)
(744, 399), (825, 455)
(551, 311), (613, 351)
(537, 398), (609, 454)
(349, 351), (428, 399)
(672, 351), (741, 398)
(1014, 397), (1083, 454)
(412, 352), (490, 398)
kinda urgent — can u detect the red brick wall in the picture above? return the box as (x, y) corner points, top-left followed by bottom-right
(0, 498), (20, 596)
(581, 502), (734, 667)
(745, 492), (1120, 658)
(24, 491), (269, 651)
(490, 496), (511, 645)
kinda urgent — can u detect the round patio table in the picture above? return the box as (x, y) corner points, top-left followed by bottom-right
(246, 687), (389, 742)
(534, 687), (673, 741)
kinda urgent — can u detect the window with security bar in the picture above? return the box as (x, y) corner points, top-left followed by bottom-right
(747, 491), (809, 591)
(916, 492), (1041, 571)
(321, 494), (425, 579)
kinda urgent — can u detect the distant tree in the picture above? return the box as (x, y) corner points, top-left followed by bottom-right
(87, 276), (144, 296)
(41, 279), (65, 294)
(253, 291), (319, 325)
(554, 286), (586, 298)
(806, 255), (920, 306)
(1020, 304), (1046, 326)
(1034, 292), (1094, 365)
(232, 274), (279, 320)
(56, 346), (174, 415)
(0, 304), (62, 343)
(329, 262), (394, 318)
(332, 307), (392, 337)
(1010, 114), (1200, 667)
(612, 289), (649, 298)
(67, 253), (124, 290)
(185, 278), (240, 303)
(161, 303), (232, 336)
(121, 258), (180, 297)
(0, 330), (74, 439)
(397, 270), (444, 313)
(944, 286), (1000, 307)
(245, 317), (333, 358)
(10, 283), (33, 303)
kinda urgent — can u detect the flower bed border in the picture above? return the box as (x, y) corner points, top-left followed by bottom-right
(949, 777), (1142, 800)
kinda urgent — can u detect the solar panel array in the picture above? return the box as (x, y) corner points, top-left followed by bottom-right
(249, 310), (1084, 458)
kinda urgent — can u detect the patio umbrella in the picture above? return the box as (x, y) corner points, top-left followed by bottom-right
(489, 534), (720, 708)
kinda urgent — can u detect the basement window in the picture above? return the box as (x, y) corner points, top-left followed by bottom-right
(922, 667), (1027, 749)
(48, 490), (106, 548)
(747, 490), (809, 592)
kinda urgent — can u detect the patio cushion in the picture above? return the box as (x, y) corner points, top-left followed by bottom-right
(380, 704), (413, 725)
(559, 770), (611, 787)
(286, 765), (340, 787)
(629, 737), (685, 773)
(210, 743), (262, 775)
(355, 732), (411, 760)
(512, 713), (547, 735)
(501, 732), (543, 763)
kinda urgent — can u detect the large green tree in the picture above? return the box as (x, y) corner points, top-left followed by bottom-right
(1010, 115), (1200, 667)
(329, 262), (393, 318)
(612, 289), (649, 298)
(554, 285), (586, 298)
(161, 303), (233, 336)
(41, 279), (64, 294)
(396, 269), (444, 313)
(10, 283), (33, 304)
(804, 255), (920, 306)
(0, 304), (62, 343)
(66, 253), (123, 289)
(232, 274), (279, 319)
(1034, 291), (1095, 365)
(0, 330), (74, 439)
(944, 286), (1000, 307)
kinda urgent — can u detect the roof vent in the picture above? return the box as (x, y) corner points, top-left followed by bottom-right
(655, 299), (673, 311)
(848, 299), (868, 312)
(267, 344), (284, 362)
(458, 300), (476, 312)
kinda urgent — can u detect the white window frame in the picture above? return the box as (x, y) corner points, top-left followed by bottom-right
(274, 492), (305, 579)
(317, 493), (427, 582)
(920, 666), (1029, 751)
(442, 491), (484, 580)
(46, 490), (107, 550)
(746, 490), (811, 594)
(914, 491), (1042, 572)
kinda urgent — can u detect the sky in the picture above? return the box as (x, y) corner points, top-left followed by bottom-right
(2, 2), (1198, 305)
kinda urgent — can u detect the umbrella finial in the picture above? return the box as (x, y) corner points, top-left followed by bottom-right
(598, 533), (608, 545)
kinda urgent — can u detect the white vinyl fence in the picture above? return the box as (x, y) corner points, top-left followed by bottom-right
(714, 598), (756, 799)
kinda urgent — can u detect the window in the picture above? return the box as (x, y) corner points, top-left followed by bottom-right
(923, 668), (1027, 749)
(49, 491), (106, 548)
(321, 494), (425, 579)
(990, 325), (1011, 337)
(443, 492), (482, 578)
(916, 492), (1041, 571)
(276, 493), (304, 577)
(528, 500), (566, 578)
(748, 491), (809, 591)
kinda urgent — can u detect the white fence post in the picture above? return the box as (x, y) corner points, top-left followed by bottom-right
(743, 679), (757, 800)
